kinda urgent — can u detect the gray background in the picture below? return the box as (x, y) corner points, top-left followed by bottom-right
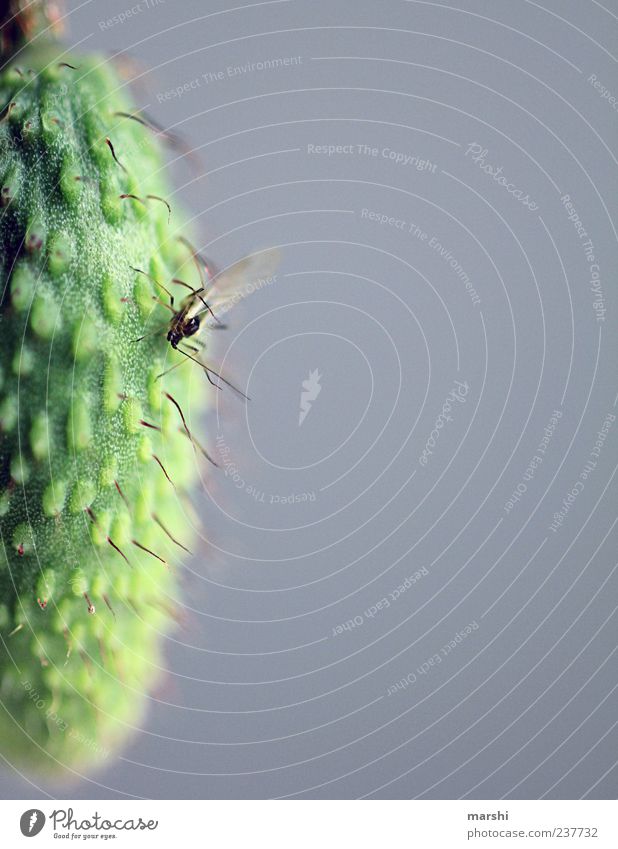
(1, 0), (617, 799)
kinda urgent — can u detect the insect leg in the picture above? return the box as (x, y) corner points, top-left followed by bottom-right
(130, 265), (174, 307)
(195, 296), (226, 328)
(131, 322), (168, 343)
(152, 296), (176, 315)
(155, 357), (190, 381)
(176, 346), (249, 400)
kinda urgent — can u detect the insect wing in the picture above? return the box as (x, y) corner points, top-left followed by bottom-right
(203, 248), (280, 325)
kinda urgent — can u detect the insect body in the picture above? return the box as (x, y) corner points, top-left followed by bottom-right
(132, 247), (279, 397)
(166, 294), (205, 349)
(131, 261), (246, 397)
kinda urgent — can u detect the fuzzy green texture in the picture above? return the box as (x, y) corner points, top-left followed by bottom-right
(0, 44), (206, 772)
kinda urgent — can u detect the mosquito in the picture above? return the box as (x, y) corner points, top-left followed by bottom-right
(131, 247), (278, 399)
